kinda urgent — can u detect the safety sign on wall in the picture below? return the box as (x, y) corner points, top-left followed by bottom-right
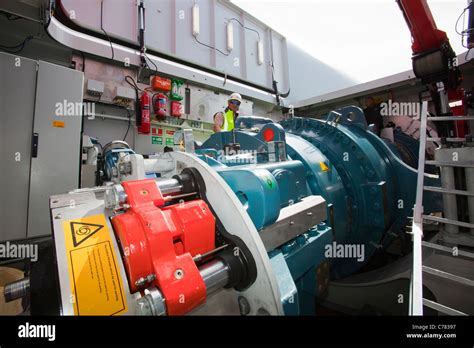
(152, 136), (163, 145)
(63, 214), (128, 315)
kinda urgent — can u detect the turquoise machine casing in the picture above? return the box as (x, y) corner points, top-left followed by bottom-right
(197, 107), (442, 291)
(197, 119), (332, 314)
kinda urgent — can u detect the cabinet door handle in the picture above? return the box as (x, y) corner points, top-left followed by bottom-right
(32, 133), (39, 158)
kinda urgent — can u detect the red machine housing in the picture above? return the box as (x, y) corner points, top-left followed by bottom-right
(111, 179), (215, 315)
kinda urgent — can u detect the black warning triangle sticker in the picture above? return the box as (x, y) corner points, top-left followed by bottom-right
(70, 222), (104, 247)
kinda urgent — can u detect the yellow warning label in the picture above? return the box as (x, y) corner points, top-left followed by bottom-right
(63, 214), (128, 316)
(53, 120), (65, 128)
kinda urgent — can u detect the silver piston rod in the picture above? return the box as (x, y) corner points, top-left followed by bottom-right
(105, 177), (188, 209)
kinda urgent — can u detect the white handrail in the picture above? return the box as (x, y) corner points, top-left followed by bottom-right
(409, 101), (428, 316)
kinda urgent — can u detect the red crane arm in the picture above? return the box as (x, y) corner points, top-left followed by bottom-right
(397, 0), (450, 55)
(396, 0), (462, 90)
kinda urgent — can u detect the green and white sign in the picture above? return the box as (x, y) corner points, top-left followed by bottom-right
(152, 136), (163, 145)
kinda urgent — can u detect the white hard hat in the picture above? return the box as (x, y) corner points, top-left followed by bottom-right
(228, 92), (242, 103)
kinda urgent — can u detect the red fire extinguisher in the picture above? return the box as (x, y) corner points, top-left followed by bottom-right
(138, 92), (151, 134)
(153, 93), (167, 118)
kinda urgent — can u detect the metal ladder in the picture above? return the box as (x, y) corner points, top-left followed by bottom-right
(409, 101), (474, 315)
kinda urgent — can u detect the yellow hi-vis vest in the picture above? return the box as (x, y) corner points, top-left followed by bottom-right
(221, 108), (236, 131)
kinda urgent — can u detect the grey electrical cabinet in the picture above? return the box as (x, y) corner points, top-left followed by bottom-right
(0, 52), (84, 242)
(0, 53), (37, 242)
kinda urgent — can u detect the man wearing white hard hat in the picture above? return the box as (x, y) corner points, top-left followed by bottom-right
(213, 92), (242, 133)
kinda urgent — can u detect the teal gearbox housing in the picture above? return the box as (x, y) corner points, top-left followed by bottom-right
(198, 107), (442, 279)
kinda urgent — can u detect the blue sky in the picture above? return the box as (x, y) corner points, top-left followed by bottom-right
(232, 0), (470, 83)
